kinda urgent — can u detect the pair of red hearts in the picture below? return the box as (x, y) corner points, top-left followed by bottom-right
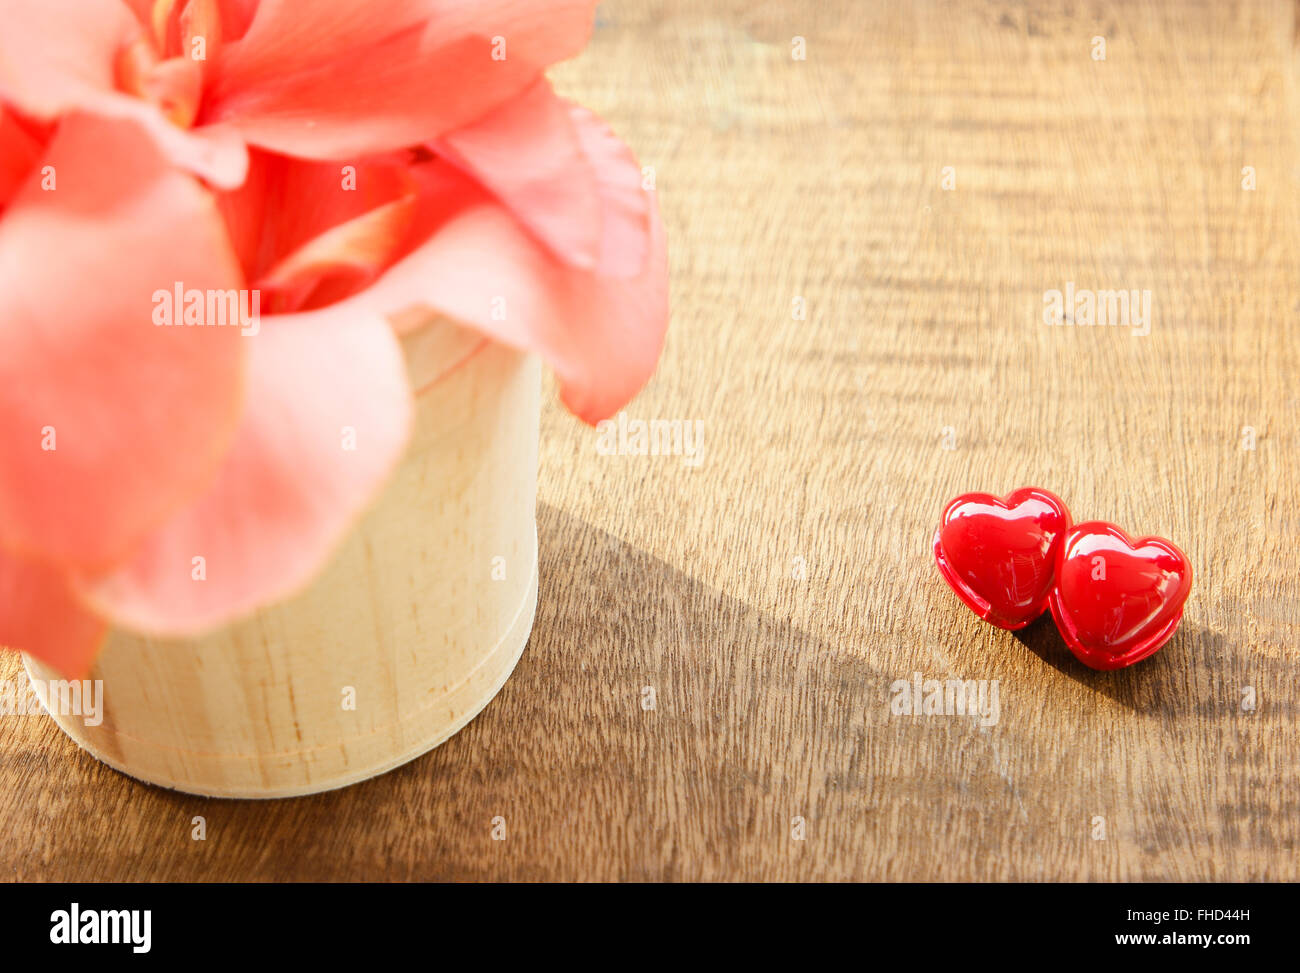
(933, 488), (1192, 670)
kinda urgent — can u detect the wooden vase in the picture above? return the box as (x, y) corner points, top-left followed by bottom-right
(24, 332), (541, 798)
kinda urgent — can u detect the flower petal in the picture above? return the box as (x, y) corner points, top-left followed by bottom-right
(564, 101), (653, 278)
(257, 194), (417, 312)
(204, 0), (598, 159)
(434, 79), (602, 270)
(0, 105), (47, 209)
(121, 0), (258, 43)
(85, 94), (249, 189)
(0, 548), (106, 679)
(433, 86), (651, 278)
(0, 0), (137, 116)
(0, 112), (246, 569)
(419, 194), (668, 423)
(216, 148), (414, 286)
(0, 0), (248, 187)
(75, 306), (414, 635)
(332, 109), (668, 423)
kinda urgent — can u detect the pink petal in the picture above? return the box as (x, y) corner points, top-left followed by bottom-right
(333, 109), (668, 423)
(0, 548), (106, 679)
(434, 79), (602, 270)
(257, 194), (417, 312)
(86, 94), (249, 189)
(216, 148), (414, 285)
(121, 0), (258, 42)
(216, 0), (260, 41)
(0, 0), (247, 187)
(133, 49), (204, 129)
(0, 105), (48, 209)
(204, 0), (598, 159)
(564, 101), (653, 278)
(422, 195), (668, 424)
(75, 305), (414, 635)
(0, 112), (246, 569)
(0, 0), (137, 115)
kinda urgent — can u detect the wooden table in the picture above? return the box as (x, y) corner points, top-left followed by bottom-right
(4, 0), (1297, 881)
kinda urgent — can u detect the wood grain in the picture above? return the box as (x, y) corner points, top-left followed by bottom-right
(3, 0), (1297, 880)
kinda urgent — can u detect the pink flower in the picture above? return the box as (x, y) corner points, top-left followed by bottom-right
(0, 1), (668, 676)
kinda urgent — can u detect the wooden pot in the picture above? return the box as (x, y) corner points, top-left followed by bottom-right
(24, 332), (541, 798)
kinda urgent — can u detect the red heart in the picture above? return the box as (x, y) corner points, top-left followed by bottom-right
(1048, 522), (1192, 670)
(933, 487), (1072, 630)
